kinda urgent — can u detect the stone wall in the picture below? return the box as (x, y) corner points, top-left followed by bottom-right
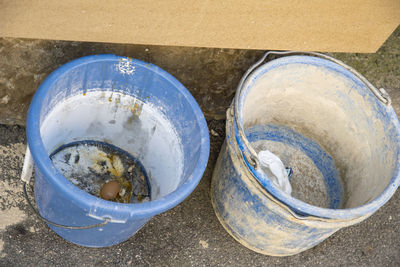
(0, 26), (399, 125)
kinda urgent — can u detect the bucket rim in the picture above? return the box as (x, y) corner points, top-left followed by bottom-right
(26, 54), (210, 221)
(233, 54), (400, 220)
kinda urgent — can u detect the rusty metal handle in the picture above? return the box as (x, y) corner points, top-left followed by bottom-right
(21, 147), (110, 230)
(23, 182), (110, 230)
(233, 51), (391, 169)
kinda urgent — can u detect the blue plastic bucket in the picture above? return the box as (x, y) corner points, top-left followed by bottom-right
(211, 52), (400, 256)
(26, 55), (210, 247)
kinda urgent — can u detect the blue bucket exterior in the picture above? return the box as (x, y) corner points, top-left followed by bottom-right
(211, 55), (400, 256)
(26, 55), (210, 247)
(211, 128), (339, 256)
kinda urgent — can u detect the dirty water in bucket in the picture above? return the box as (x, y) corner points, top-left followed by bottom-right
(50, 141), (151, 203)
(40, 90), (184, 201)
(246, 124), (344, 209)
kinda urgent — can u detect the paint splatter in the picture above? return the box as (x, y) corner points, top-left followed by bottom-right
(118, 58), (135, 74)
(199, 240), (209, 248)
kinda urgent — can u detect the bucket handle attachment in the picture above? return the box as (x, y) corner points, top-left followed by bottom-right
(21, 147), (110, 230)
(227, 107), (370, 226)
(234, 51), (392, 169)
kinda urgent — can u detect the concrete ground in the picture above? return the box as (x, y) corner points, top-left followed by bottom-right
(0, 119), (399, 266)
(0, 28), (400, 266)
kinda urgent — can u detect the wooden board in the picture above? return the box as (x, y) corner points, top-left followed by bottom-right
(0, 0), (399, 52)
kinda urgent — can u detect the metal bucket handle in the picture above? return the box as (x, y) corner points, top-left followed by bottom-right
(21, 147), (110, 230)
(23, 182), (110, 230)
(227, 107), (372, 226)
(226, 108), (371, 225)
(233, 51), (392, 170)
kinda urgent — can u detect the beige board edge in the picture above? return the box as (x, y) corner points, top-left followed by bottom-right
(0, 0), (399, 53)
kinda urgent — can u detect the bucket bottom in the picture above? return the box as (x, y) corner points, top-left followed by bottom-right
(246, 124), (343, 209)
(50, 140), (151, 204)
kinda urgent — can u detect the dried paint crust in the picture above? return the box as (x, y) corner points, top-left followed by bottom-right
(211, 56), (400, 255)
(50, 141), (151, 203)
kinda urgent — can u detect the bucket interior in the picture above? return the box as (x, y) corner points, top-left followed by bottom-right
(240, 56), (399, 209)
(36, 57), (205, 201)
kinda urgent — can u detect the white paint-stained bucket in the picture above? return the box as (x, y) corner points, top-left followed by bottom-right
(211, 51), (400, 256)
